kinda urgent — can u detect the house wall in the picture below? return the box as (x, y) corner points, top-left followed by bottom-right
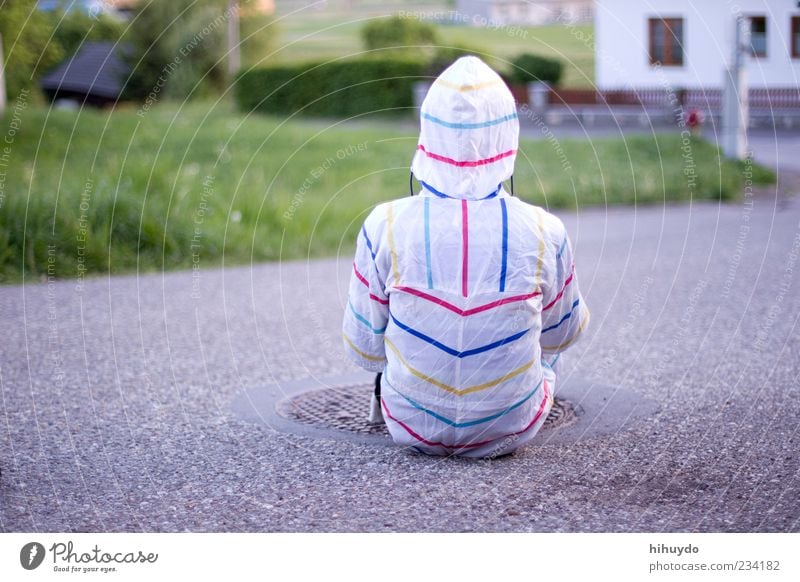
(596, 0), (800, 89)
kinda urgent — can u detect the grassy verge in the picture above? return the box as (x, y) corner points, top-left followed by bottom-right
(0, 101), (774, 283)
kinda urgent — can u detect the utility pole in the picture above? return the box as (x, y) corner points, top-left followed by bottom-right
(227, 0), (240, 78)
(721, 16), (749, 160)
(0, 33), (7, 117)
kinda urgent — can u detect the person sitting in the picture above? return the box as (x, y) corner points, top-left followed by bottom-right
(342, 56), (590, 458)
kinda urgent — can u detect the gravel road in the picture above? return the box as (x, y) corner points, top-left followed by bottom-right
(1, 186), (798, 532)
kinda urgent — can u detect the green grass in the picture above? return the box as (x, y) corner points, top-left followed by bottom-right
(0, 100), (774, 283)
(267, 2), (596, 87)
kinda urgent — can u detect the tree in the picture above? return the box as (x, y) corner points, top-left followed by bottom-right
(0, 0), (64, 101)
(239, 6), (277, 68)
(122, 0), (221, 100)
(122, 0), (276, 101)
(47, 6), (124, 59)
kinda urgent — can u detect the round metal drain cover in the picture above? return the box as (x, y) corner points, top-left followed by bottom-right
(275, 384), (578, 436)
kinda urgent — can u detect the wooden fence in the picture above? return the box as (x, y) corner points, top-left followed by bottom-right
(535, 87), (800, 111)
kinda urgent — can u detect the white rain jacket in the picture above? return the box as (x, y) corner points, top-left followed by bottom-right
(342, 56), (589, 458)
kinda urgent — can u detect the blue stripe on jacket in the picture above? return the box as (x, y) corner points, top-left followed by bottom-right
(421, 111), (518, 130)
(499, 198), (509, 292)
(349, 301), (386, 334)
(542, 299), (581, 334)
(390, 314), (529, 357)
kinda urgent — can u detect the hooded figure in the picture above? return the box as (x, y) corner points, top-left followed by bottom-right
(342, 56), (589, 458)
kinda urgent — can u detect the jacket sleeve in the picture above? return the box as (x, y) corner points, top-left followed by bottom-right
(342, 219), (389, 372)
(540, 225), (590, 356)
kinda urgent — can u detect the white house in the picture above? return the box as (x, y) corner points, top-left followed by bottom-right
(595, 0), (800, 90)
(456, 0), (593, 26)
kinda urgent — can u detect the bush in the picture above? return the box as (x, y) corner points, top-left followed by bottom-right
(235, 57), (427, 118)
(426, 44), (485, 77)
(361, 15), (437, 53)
(509, 53), (563, 85)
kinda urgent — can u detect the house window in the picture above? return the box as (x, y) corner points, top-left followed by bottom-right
(792, 16), (800, 59)
(749, 16), (767, 57)
(648, 18), (684, 66)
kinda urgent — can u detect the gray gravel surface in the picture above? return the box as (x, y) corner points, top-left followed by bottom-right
(1, 190), (798, 532)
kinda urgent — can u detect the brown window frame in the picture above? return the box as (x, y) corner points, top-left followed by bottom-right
(648, 17), (684, 67)
(748, 15), (767, 58)
(792, 16), (800, 59)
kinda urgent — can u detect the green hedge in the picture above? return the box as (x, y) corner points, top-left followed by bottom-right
(509, 53), (563, 85)
(235, 58), (428, 118)
(361, 15), (437, 51)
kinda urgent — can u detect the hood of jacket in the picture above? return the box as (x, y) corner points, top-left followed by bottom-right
(411, 56), (519, 201)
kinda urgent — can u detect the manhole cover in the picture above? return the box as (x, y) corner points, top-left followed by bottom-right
(275, 383), (578, 436)
(234, 373), (658, 446)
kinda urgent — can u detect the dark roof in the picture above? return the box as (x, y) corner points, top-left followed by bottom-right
(40, 42), (130, 99)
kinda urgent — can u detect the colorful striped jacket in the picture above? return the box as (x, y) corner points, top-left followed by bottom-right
(342, 56), (589, 457)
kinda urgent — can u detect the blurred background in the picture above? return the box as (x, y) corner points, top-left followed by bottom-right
(0, 0), (792, 283)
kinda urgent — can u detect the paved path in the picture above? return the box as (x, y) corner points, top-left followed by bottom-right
(1, 192), (799, 532)
(745, 130), (800, 173)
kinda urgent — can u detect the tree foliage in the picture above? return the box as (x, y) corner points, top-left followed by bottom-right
(47, 6), (124, 59)
(0, 0), (64, 101)
(239, 9), (277, 67)
(122, 0), (277, 101)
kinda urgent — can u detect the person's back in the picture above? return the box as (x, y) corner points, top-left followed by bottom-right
(342, 56), (589, 458)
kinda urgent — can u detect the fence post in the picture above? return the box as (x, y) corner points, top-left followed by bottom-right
(413, 81), (431, 117)
(722, 16), (749, 159)
(527, 81), (550, 112)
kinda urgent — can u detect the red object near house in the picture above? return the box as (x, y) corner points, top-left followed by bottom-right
(686, 108), (703, 129)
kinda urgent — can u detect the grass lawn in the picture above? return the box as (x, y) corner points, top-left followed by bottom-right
(0, 100), (774, 283)
(267, 1), (595, 88)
